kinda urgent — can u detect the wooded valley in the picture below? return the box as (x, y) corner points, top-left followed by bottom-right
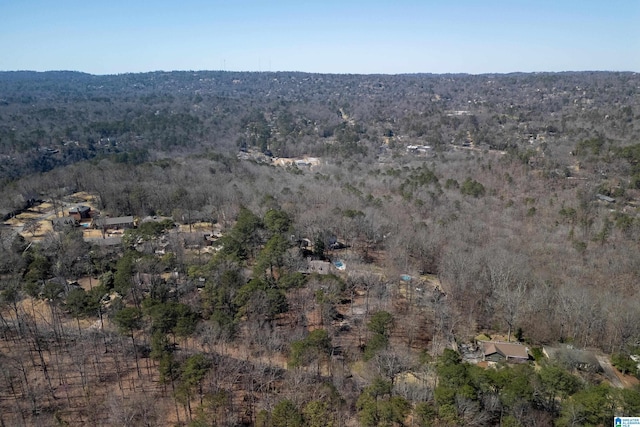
(1, 70), (640, 426)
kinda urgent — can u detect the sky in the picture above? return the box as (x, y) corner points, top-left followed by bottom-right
(1, 0), (638, 75)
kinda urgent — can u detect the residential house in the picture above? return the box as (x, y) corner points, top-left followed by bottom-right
(481, 341), (529, 363)
(51, 216), (78, 230)
(298, 238), (312, 249)
(85, 236), (122, 247)
(93, 216), (135, 231)
(69, 205), (91, 220)
(543, 345), (602, 373)
(305, 260), (334, 275)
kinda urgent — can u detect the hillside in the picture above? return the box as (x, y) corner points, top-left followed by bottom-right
(1, 71), (640, 426)
(1, 71), (639, 182)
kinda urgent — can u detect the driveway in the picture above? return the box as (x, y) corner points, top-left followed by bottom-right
(596, 354), (624, 388)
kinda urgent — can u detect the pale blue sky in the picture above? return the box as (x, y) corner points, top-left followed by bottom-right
(1, 0), (638, 74)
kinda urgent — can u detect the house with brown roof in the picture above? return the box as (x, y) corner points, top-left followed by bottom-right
(481, 341), (529, 363)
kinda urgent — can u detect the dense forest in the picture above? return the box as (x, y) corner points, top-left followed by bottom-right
(1, 70), (640, 426)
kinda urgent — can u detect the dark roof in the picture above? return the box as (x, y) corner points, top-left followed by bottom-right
(94, 216), (135, 228)
(102, 216), (134, 226)
(69, 205), (90, 213)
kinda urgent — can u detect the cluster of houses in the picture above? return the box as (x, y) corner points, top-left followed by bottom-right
(296, 236), (348, 275)
(51, 205), (135, 232)
(469, 337), (605, 376)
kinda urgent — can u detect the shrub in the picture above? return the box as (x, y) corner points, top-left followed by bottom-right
(460, 177), (486, 197)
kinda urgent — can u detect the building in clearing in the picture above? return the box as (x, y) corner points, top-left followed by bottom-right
(542, 345), (602, 373)
(51, 216), (78, 230)
(481, 341), (529, 363)
(68, 205), (91, 220)
(304, 260), (334, 275)
(93, 216), (135, 231)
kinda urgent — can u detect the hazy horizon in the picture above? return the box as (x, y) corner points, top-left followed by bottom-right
(1, 68), (638, 77)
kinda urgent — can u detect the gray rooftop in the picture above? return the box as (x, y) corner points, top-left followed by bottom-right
(98, 216), (134, 226)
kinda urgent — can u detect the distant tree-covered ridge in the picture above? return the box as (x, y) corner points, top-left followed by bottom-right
(0, 70), (638, 182)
